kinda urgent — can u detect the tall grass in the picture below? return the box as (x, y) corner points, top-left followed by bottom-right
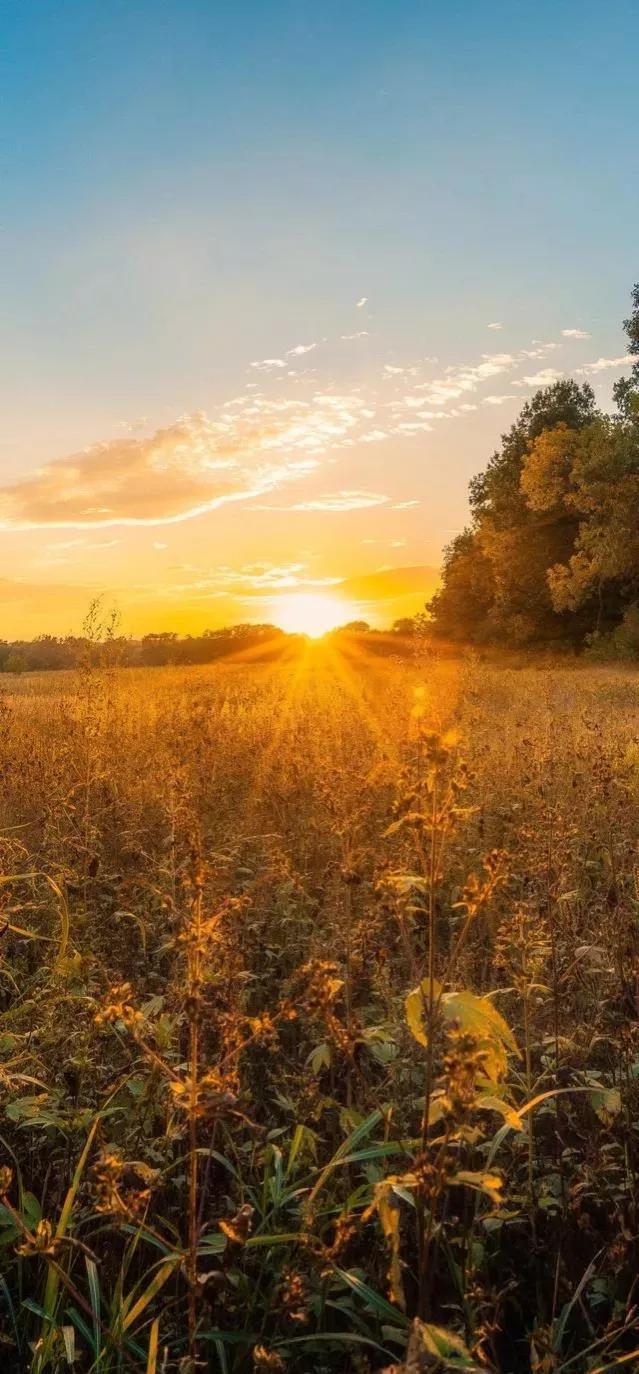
(0, 645), (638, 1371)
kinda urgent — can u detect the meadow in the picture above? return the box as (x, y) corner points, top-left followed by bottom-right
(1, 640), (639, 1373)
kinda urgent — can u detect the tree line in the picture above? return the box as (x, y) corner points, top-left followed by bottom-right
(427, 283), (639, 654)
(0, 620), (422, 674)
(0, 624), (293, 674)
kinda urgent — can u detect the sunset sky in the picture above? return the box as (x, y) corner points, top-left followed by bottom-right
(3, 0), (638, 637)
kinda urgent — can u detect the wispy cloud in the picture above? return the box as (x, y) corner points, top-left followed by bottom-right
(356, 296), (368, 309)
(487, 322), (503, 331)
(520, 368), (564, 386)
(341, 331), (369, 340)
(578, 355), (639, 374)
(161, 560), (342, 600)
(562, 328), (591, 339)
(8, 324), (625, 540)
(0, 393), (372, 530)
(399, 353), (516, 408)
(254, 490), (389, 513)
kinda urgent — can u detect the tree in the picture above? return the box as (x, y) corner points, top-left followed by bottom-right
(613, 282), (639, 417)
(335, 620), (371, 635)
(429, 380), (598, 644)
(544, 413), (639, 627)
(427, 530), (494, 642)
(428, 286), (639, 650)
(5, 651), (28, 675)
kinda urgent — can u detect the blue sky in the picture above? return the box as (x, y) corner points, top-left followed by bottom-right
(1, 0), (638, 633)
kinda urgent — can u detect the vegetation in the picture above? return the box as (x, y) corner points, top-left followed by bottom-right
(0, 630), (639, 1371)
(428, 285), (639, 652)
(0, 621), (423, 676)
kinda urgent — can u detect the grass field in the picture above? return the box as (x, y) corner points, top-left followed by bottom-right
(2, 644), (639, 1372)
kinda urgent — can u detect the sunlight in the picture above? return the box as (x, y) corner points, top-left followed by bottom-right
(269, 592), (358, 638)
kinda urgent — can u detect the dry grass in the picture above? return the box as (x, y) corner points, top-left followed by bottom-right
(1, 644), (639, 1372)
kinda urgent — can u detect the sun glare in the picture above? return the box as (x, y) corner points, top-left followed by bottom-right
(270, 592), (356, 638)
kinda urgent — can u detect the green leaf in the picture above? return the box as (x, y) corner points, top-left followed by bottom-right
(589, 1087), (622, 1121)
(406, 981), (518, 1081)
(306, 1042), (332, 1073)
(332, 1267), (411, 1329)
(408, 1318), (481, 1370)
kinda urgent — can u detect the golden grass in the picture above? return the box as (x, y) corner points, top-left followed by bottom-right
(1, 647), (639, 1371)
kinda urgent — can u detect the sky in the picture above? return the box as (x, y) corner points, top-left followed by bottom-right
(2, 0), (638, 637)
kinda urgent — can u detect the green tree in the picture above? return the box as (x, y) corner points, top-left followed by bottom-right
(613, 282), (639, 417)
(429, 380), (597, 644)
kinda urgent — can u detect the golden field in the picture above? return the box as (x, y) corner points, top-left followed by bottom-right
(2, 643), (639, 1372)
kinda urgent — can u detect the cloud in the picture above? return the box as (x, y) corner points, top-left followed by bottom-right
(562, 328), (591, 339)
(394, 420), (433, 434)
(356, 297), (368, 309)
(487, 322), (503, 331)
(578, 355), (639, 374)
(0, 394), (372, 530)
(341, 331), (369, 340)
(286, 343), (317, 356)
(250, 358), (286, 370)
(392, 499), (420, 509)
(520, 368), (564, 386)
(482, 394), (517, 406)
(410, 352), (517, 407)
(254, 490), (389, 513)
(163, 560), (343, 600)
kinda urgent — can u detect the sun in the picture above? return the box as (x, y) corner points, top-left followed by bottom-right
(270, 592), (355, 638)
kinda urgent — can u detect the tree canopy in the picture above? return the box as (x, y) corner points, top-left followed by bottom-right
(428, 284), (639, 652)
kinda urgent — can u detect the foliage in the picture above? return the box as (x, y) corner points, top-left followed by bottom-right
(1, 614), (639, 1369)
(428, 284), (639, 649)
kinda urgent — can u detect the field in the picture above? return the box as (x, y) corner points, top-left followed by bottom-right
(1, 644), (639, 1373)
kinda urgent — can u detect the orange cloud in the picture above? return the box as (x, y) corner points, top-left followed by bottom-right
(0, 396), (370, 530)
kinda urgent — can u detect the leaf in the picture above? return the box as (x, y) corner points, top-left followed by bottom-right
(448, 1170), (503, 1204)
(85, 1256), (101, 1355)
(34, 1117), (101, 1374)
(400, 1317), (482, 1370)
(405, 979), (443, 1047)
(332, 1266), (411, 1328)
(375, 1182), (405, 1311)
(307, 1109), (384, 1206)
(589, 1086), (622, 1121)
(405, 980), (518, 1081)
(122, 1258), (180, 1332)
(62, 1326), (75, 1365)
(146, 1317), (160, 1374)
(475, 1094), (523, 1131)
(306, 1042), (332, 1074)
